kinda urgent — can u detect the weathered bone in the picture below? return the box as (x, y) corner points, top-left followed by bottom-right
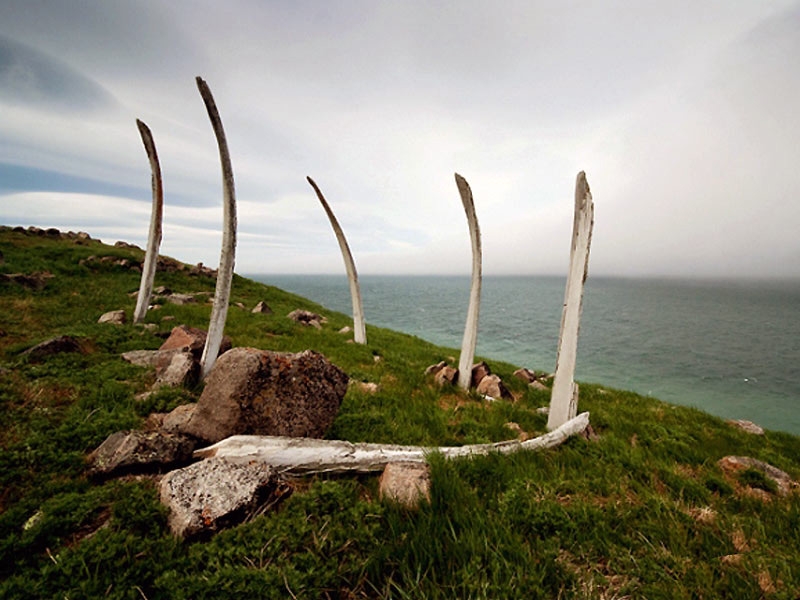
(195, 412), (590, 474)
(306, 176), (367, 344)
(196, 76), (237, 380)
(455, 173), (482, 390)
(132, 119), (163, 324)
(548, 172), (594, 430)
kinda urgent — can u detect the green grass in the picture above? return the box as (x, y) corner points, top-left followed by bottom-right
(2, 225), (799, 598)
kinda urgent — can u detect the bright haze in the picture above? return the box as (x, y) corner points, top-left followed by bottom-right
(1, 1), (798, 278)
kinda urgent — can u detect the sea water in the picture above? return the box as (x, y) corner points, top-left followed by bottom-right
(252, 274), (800, 435)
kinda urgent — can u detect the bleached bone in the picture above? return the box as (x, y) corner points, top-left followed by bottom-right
(548, 172), (594, 430)
(132, 119), (164, 324)
(455, 173), (482, 390)
(306, 176), (367, 344)
(195, 412), (590, 474)
(196, 76), (237, 380)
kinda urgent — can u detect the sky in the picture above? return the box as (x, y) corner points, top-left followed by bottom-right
(0, 1), (798, 278)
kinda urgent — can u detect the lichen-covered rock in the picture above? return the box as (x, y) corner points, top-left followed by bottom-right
(159, 457), (286, 538)
(87, 430), (196, 477)
(181, 347), (349, 443)
(154, 351), (197, 388)
(425, 361), (447, 376)
(726, 419), (765, 435)
(287, 309), (327, 329)
(162, 403), (197, 433)
(379, 462), (431, 508)
(121, 349), (160, 367)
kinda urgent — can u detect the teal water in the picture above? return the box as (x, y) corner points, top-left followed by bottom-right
(252, 274), (800, 435)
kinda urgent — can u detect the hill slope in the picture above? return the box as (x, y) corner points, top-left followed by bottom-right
(1, 226), (799, 599)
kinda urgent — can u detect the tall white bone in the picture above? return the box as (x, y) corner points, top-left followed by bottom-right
(306, 176), (367, 344)
(547, 171), (594, 430)
(455, 173), (482, 390)
(132, 119), (163, 325)
(196, 76), (237, 380)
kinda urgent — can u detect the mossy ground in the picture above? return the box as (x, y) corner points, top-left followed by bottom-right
(1, 227), (799, 598)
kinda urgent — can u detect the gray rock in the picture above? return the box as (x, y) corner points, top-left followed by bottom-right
(154, 351), (197, 388)
(162, 403), (197, 433)
(121, 349), (160, 367)
(530, 380), (549, 392)
(181, 347), (349, 443)
(159, 457), (286, 539)
(87, 430), (196, 477)
(379, 462), (431, 508)
(23, 335), (83, 361)
(98, 310), (126, 325)
(167, 293), (196, 305)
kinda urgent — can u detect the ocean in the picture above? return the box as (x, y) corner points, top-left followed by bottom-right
(251, 274), (800, 435)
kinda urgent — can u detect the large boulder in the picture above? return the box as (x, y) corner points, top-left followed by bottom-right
(159, 457), (287, 539)
(181, 347), (349, 443)
(87, 430), (196, 477)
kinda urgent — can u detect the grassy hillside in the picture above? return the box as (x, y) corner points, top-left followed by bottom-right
(1, 226), (799, 599)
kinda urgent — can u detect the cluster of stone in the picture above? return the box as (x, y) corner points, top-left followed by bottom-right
(424, 360), (514, 400)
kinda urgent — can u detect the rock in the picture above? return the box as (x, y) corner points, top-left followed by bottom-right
(504, 422), (530, 441)
(162, 403), (197, 433)
(425, 361), (447, 376)
(718, 456), (797, 496)
(354, 381), (380, 394)
(252, 301), (273, 314)
(338, 326), (352, 334)
(530, 380), (549, 392)
(158, 325), (231, 360)
(379, 462), (431, 508)
(23, 335), (83, 360)
(159, 457), (286, 539)
(154, 351), (198, 388)
(536, 406), (550, 414)
(0, 271), (54, 290)
(121, 349), (160, 368)
(513, 368), (538, 384)
(182, 347), (349, 443)
(154, 285), (172, 295)
(87, 430), (196, 477)
(434, 366), (459, 386)
(143, 413), (167, 430)
(167, 293), (196, 305)
(114, 241), (142, 250)
(476, 374), (513, 400)
(45, 227), (61, 237)
(98, 310), (126, 325)
(726, 419), (764, 435)
(471, 361), (492, 388)
(287, 309), (327, 329)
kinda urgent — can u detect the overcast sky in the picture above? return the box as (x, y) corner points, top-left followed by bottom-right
(1, 1), (798, 278)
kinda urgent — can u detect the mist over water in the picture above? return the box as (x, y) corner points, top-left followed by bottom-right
(254, 274), (800, 435)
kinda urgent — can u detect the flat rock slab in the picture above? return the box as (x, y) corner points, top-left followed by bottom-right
(87, 430), (197, 477)
(159, 457), (283, 539)
(181, 347), (349, 443)
(98, 310), (126, 325)
(726, 419), (765, 435)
